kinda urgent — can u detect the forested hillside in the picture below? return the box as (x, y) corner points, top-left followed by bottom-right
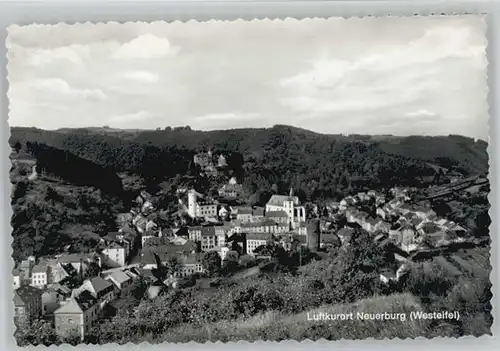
(10, 125), (489, 203)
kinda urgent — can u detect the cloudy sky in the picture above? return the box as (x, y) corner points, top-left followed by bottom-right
(7, 16), (488, 139)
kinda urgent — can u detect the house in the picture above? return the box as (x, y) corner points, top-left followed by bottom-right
(379, 270), (398, 284)
(57, 253), (100, 274)
(367, 190), (377, 197)
(42, 286), (68, 316)
(176, 253), (204, 277)
(296, 222), (308, 235)
(376, 207), (386, 220)
(265, 189), (306, 229)
(132, 214), (148, 234)
(101, 242), (127, 268)
(339, 196), (357, 211)
(13, 268), (22, 289)
(375, 194), (386, 205)
(236, 207), (253, 222)
(361, 217), (380, 232)
(201, 226), (217, 251)
(414, 206), (436, 220)
(246, 233), (274, 256)
(48, 262), (72, 284)
(239, 220), (288, 234)
(252, 207), (265, 221)
(319, 233), (341, 249)
(264, 210), (289, 224)
(14, 285), (43, 325)
(141, 200), (155, 215)
(337, 228), (355, 244)
(417, 221), (441, 236)
(19, 256), (36, 283)
(374, 220), (391, 233)
(72, 277), (116, 309)
(31, 264), (50, 289)
(54, 291), (99, 341)
(218, 183), (243, 198)
(399, 203), (412, 215)
(104, 271), (132, 290)
(116, 212), (133, 226)
(218, 205), (230, 219)
(188, 226), (203, 242)
(193, 151), (213, 168)
(146, 220), (158, 232)
(400, 226), (420, 253)
(187, 190), (218, 218)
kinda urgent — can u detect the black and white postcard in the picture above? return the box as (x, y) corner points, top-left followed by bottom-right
(7, 16), (491, 345)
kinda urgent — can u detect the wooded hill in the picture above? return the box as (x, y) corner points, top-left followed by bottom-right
(10, 125), (489, 201)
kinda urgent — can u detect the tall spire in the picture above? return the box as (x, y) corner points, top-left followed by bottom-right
(289, 187), (294, 197)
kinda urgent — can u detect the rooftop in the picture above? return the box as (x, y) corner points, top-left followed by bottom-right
(246, 233), (274, 241)
(88, 276), (113, 294)
(265, 210), (288, 218)
(106, 271), (131, 285)
(31, 264), (48, 273)
(267, 194), (299, 207)
(14, 285), (43, 305)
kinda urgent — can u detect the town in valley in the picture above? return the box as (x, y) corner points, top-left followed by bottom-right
(10, 131), (491, 344)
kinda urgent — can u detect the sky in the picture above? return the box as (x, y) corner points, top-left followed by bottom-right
(7, 16), (488, 140)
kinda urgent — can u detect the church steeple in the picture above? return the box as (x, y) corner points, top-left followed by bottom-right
(289, 187), (294, 197)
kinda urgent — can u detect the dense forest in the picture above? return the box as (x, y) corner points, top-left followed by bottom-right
(10, 125), (489, 201)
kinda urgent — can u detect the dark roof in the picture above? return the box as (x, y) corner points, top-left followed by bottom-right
(75, 290), (99, 311)
(14, 285), (43, 305)
(188, 226), (202, 232)
(241, 220), (279, 228)
(105, 242), (125, 250)
(337, 228), (355, 237)
(246, 233), (273, 241)
(89, 276), (113, 294)
(201, 226), (216, 236)
(292, 235), (306, 244)
(104, 232), (121, 242)
(253, 207), (265, 216)
(320, 233), (341, 244)
(265, 211), (288, 218)
(58, 253), (91, 263)
(32, 264), (48, 273)
(141, 252), (169, 265)
(237, 207), (253, 215)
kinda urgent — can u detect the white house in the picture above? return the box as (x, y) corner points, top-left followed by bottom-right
(246, 233), (273, 256)
(102, 242), (127, 268)
(31, 264), (50, 288)
(104, 271), (132, 290)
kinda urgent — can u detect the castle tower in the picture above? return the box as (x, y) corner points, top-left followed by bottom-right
(187, 190), (198, 218)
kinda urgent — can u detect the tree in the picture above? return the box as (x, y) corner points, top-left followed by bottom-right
(13, 141), (22, 153)
(15, 319), (60, 346)
(201, 251), (222, 277)
(166, 257), (182, 277)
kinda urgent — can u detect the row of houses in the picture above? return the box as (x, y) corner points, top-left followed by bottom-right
(14, 267), (139, 340)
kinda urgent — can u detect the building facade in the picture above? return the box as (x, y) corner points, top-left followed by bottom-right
(265, 189), (306, 229)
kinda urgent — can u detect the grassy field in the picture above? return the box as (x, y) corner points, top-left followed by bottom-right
(155, 293), (431, 342)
